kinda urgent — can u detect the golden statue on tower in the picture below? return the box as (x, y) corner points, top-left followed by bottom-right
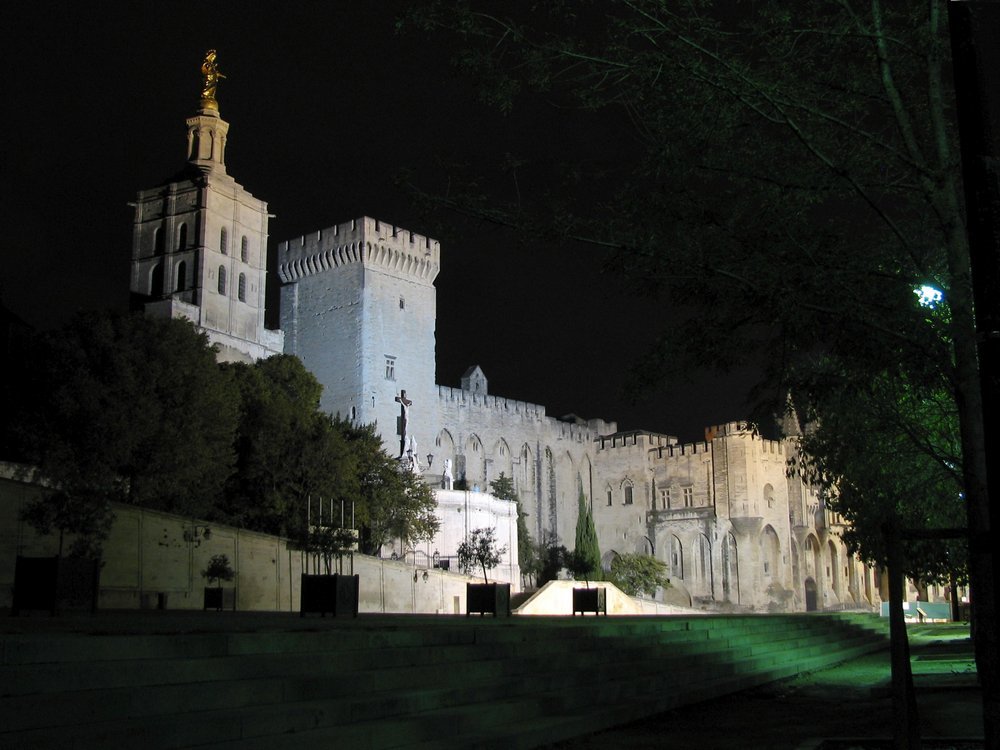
(199, 49), (225, 110)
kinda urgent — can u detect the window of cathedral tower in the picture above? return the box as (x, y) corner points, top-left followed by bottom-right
(176, 261), (187, 292)
(150, 262), (163, 296)
(622, 479), (634, 505)
(177, 223), (187, 250)
(241, 236), (248, 263)
(238, 273), (246, 302)
(220, 227), (228, 255)
(683, 486), (694, 507)
(385, 357), (396, 381)
(218, 266), (227, 295)
(154, 226), (165, 255)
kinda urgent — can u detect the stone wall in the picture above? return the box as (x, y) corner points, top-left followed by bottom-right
(1, 465), (478, 614)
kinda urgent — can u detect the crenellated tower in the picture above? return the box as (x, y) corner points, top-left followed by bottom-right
(278, 217), (440, 452)
(129, 51), (283, 362)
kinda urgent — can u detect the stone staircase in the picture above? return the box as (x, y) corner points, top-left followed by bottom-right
(0, 612), (889, 750)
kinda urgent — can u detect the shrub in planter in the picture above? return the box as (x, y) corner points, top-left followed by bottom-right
(298, 526), (360, 617)
(201, 554), (235, 611)
(458, 528), (511, 617)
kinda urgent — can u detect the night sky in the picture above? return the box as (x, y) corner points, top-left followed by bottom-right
(2, 2), (757, 442)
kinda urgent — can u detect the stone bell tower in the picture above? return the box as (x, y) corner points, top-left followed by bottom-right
(129, 50), (283, 362)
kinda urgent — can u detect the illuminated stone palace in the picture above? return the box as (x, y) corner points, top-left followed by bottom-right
(128, 62), (878, 612)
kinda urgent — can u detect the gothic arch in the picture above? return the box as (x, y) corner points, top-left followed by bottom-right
(721, 532), (740, 604)
(464, 433), (485, 489)
(668, 534), (684, 579)
(518, 442), (535, 503)
(175, 261), (187, 292)
(150, 262), (163, 296)
(804, 533), (821, 581)
(435, 429), (456, 467)
(761, 525), (781, 582)
(791, 537), (802, 602)
(557, 450), (577, 515)
(827, 539), (842, 604)
(578, 454), (593, 508)
(491, 438), (513, 485)
(601, 549), (619, 574)
(542, 446), (557, 539)
(696, 532), (713, 598)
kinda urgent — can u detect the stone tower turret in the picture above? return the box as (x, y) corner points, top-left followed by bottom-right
(128, 52), (283, 362)
(278, 218), (440, 452)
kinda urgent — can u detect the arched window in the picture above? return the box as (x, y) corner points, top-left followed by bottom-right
(240, 236), (249, 263)
(622, 478), (635, 505)
(175, 261), (187, 292)
(177, 223), (188, 250)
(217, 265), (227, 295)
(237, 273), (246, 302)
(153, 226), (164, 255)
(220, 227), (228, 255)
(150, 262), (163, 295)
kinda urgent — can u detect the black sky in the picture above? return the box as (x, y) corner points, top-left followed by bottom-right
(1, 2), (757, 442)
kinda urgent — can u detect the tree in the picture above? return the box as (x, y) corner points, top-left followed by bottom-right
(13, 311), (238, 556)
(457, 527), (507, 583)
(490, 472), (536, 586)
(342, 421), (440, 554)
(572, 491), (601, 582)
(404, 4), (995, 740)
(608, 553), (670, 598)
(221, 355), (356, 538)
(791, 371), (967, 585)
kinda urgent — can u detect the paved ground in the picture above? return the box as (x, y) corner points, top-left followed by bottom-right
(1, 613), (983, 749)
(542, 624), (983, 750)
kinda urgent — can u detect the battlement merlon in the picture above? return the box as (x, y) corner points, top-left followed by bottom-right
(277, 216), (441, 284)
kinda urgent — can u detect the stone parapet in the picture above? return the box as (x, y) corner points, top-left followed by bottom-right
(277, 216), (440, 284)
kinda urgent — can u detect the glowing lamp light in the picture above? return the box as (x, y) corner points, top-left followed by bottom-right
(914, 285), (943, 308)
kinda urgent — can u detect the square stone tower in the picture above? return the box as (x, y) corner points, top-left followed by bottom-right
(278, 218), (440, 453)
(128, 60), (283, 363)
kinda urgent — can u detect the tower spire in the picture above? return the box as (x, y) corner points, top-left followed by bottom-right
(186, 50), (229, 173)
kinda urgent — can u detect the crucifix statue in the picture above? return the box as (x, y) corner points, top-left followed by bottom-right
(395, 389), (412, 458)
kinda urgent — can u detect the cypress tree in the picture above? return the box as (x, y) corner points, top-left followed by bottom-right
(573, 491), (601, 581)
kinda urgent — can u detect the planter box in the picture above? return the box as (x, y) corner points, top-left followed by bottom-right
(300, 574), (359, 617)
(11, 556), (100, 616)
(466, 582), (511, 617)
(572, 586), (607, 616)
(203, 586), (236, 611)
